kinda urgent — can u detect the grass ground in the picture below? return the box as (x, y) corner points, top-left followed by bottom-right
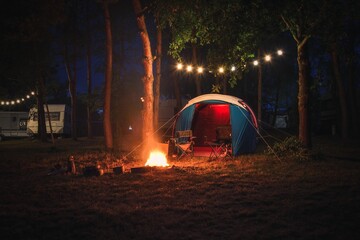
(0, 136), (360, 239)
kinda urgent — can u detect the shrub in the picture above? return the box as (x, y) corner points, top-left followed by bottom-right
(265, 136), (310, 161)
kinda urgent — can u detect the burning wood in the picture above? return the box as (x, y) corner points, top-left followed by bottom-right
(131, 150), (170, 174)
(145, 150), (169, 167)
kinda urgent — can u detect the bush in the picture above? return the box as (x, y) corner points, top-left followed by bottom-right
(266, 136), (310, 161)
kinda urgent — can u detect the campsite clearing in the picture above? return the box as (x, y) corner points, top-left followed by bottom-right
(0, 137), (360, 239)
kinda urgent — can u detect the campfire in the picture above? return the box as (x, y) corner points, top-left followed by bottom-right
(145, 150), (169, 167)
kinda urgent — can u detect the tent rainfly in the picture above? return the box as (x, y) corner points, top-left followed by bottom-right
(173, 94), (258, 156)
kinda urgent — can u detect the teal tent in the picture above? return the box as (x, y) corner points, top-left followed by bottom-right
(173, 94), (258, 156)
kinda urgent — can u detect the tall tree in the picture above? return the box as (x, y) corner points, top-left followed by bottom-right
(15, 0), (65, 142)
(154, 13), (162, 132)
(319, 0), (360, 140)
(62, 0), (81, 141)
(85, 0), (93, 139)
(279, 0), (328, 148)
(102, 0), (114, 150)
(132, 0), (154, 156)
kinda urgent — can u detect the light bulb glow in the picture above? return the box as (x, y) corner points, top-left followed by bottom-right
(176, 63), (183, 70)
(186, 65), (193, 72)
(197, 67), (204, 73)
(265, 55), (271, 62)
(253, 60), (259, 66)
(277, 50), (283, 56)
(218, 67), (224, 73)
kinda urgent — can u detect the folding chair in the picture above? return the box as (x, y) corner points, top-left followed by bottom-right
(171, 130), (195, 159)
(206, 125), (232, 160)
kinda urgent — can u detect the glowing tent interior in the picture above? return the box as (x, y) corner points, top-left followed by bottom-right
(173, 94), (258, 156)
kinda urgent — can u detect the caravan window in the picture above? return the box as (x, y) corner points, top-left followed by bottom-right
(33, 112), (61, 121)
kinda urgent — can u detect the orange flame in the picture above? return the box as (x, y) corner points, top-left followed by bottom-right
(145, 150), (169, 167)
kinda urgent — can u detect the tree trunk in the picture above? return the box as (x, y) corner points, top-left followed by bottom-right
(173, 72), (182, 113)
(297, 40), (311, 148)
(257, 48), (262, 124)
(86, 1), (93, 139)
(33, 42), (47, 142)
(154, 17), (162, 132)
(348, 53), (359, 136)
(103, 0), (113, 150)
(70, 56), (77, 141)
(222, 77), (227, 94)
(36, 82), (47, 142)
(45, 102), (55, 144)
(331, 43), (349, 141)
(64, 43), (77, 141)
(132, 0), (154, 157)
(192, 44), (201, 96)
(272, 82), (281, 127)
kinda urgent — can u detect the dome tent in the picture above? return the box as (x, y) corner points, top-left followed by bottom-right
(173, 94), (258, 156)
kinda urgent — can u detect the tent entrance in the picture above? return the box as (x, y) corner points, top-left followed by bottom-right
(191, 103), (230, 146)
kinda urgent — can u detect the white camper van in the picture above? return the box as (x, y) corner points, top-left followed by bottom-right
(0, 111), (29, 141)
(27, 104), (71, 137)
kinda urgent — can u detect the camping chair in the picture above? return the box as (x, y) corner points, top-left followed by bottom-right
(205, 125), (232, 160)
(171, 130), (195, 159)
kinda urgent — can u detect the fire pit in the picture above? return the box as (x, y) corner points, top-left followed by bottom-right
(130, 166), (173, 174)
(131, 150), (171, 174)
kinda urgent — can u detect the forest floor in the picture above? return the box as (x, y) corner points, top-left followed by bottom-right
(0, 134), (360, 240)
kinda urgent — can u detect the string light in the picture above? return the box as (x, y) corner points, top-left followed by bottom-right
(186, 65), (193, 72)
(0, 91), (36, 107)
(175, 49), (284, 75)
(176, 63), (183, 70)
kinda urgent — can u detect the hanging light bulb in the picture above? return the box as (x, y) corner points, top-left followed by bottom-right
(264, 55), (271, 62)
(186, 65), (193, 72)
(176, 63), (183, 70)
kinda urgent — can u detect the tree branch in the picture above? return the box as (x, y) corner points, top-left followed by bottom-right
(281, 14), (299, 44)
(298, 35), (310, 50)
